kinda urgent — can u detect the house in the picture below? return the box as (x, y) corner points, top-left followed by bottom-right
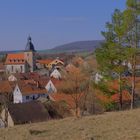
(95, 73), (103, 84)
(0, 63), (5, 73)
(36, 59), (53, 69)
(36, 58), (64, 70)
(13, 81), (48, 103)
(45, 80), (57, 93)
(48, 58), (64, 69)
(0, 119), (5, 128)
(50, 69), (61, 79)
(1, 101), (50, 127)
(5, 36), (36, 74)
(8, 75), (17, 82)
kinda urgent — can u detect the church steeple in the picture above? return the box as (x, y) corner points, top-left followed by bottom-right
(25, 36), (35, 52)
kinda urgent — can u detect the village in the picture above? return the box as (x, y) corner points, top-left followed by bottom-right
(0, 36), (76, 127)
(0, 36), (103, 127)
(0, 35), (137, 128)
(1, 0), (140, 140)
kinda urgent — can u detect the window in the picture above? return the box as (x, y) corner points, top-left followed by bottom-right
(33, 96), (35, 100)
(11, 66), (14, 72)
(20, 65), (23, 72)
(26, 96), (29, 100)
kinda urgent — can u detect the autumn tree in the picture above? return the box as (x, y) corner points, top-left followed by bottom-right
(58, 63), (89, 117)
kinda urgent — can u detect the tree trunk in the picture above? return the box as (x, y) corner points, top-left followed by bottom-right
(75, 102), (79, 117)
(131, 56), (136, 109)
(4, 104), (8, 127)
(118, 74), (122, 110)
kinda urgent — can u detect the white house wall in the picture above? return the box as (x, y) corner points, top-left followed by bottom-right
(22, 93), (48, 103)
(50, 69), (61, 79)
(13, 85), (48, 103)
(13, 85), (23, 103)
(6, 64), (25, 74)
(45, 80), (57, 93)
(8, 75), (17, 82)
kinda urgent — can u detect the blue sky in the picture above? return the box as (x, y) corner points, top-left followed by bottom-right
(0, 0), (126, 50)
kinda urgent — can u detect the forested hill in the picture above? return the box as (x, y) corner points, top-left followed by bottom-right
(45, 40), (103, 53)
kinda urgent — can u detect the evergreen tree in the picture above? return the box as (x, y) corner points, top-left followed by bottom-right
(123, 0), (140, 109)
(95, 9), (133, 109)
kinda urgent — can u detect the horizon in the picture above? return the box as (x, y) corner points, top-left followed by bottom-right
(0, 0), (126, 51)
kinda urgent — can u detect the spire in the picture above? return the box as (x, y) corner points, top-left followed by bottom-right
(28, 35), (32, 42)
(25, 35), (35, 52)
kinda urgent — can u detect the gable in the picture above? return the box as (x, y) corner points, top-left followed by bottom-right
(45, 80), (57, 93)
(8, 75), (17, 82)
(50, 69), (61, 79)
(13, 85), (22, 96)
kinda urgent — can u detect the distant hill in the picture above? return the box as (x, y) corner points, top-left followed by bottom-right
(0, 40), (103, 55)
(41, 40), (103, 54)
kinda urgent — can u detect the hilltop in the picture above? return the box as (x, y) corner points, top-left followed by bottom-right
(41, 40), (103, 54)
(0, 109), (140, 140)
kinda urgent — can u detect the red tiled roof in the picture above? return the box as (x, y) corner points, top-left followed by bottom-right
(15, 72), (41, 80)
(5, 53), (25, 65)
(50, 78), (63, 87)
(17, 80), (48, 95)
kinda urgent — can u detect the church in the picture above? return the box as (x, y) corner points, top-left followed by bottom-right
(5, 36), (36, 74)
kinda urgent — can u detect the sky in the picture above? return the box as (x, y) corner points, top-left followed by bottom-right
(0, 0), (126, 51)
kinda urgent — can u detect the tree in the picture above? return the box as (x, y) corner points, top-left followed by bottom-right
(123, 0), (140, 109)
(95, 9), (133, 109)
(58, 65), (89, 117)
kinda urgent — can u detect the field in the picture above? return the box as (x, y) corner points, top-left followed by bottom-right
(0, 109), (140, 140)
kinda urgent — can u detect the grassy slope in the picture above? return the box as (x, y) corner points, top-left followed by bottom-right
(1, 109), (140, 140)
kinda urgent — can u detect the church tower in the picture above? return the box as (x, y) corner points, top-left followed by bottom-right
(24, 36), (36, 72)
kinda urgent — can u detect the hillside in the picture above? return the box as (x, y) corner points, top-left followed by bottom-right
(1, 109), (140, 140)
(42, 40), (103, 54)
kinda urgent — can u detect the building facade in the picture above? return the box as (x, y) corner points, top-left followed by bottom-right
(13, 84), (48, 104)
(5, 36), (36, 74)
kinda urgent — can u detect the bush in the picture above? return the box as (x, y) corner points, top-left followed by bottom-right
(43, 100), (71, 119)
(104, 102), (118, 111)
